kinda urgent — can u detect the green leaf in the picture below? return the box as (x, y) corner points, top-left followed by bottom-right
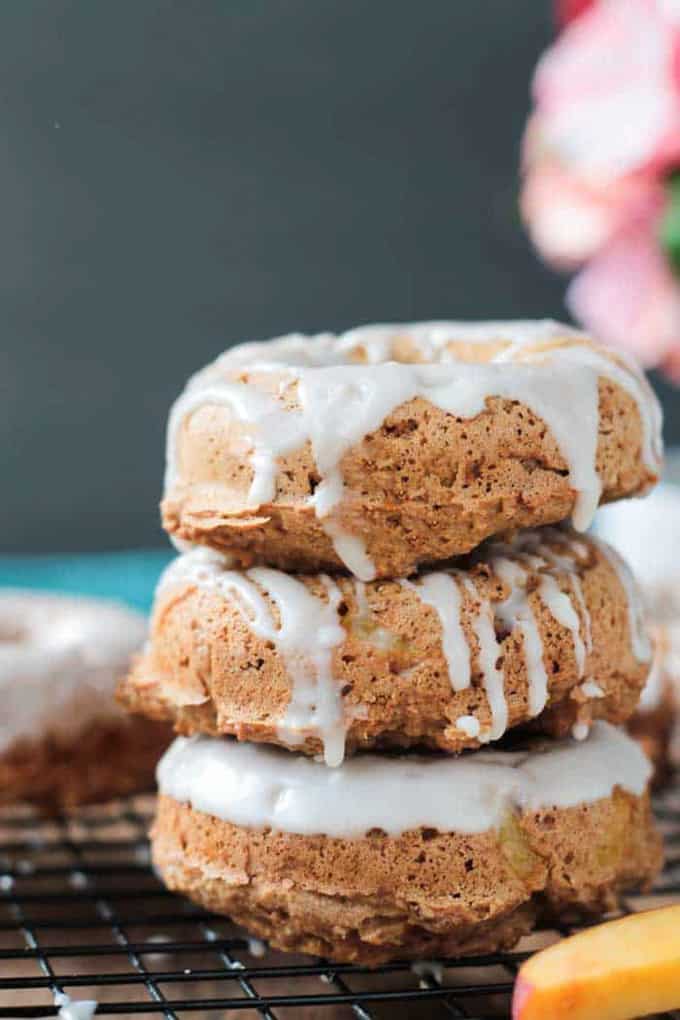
(660, 171), (680, 278)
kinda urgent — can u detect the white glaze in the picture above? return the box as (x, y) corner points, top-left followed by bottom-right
(0, 590), (147, 754)
(527, 530), (594, 655)
(492, 529), (592, 675)
(581, 680), (605, 699)
(401, 573), (470, 691)
(461, 578), (507, 742)
(491, 557), (548, 717)
(455, 715), (481, 738)
(158, 549), (346, 766)
(165, 320), (662, 578)
(157, 722), (652, 838)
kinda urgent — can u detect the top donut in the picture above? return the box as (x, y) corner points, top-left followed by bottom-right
(162, 320), (663, 580)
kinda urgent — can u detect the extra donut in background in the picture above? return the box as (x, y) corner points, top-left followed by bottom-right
(0, 590), (171, 811)
(152, 723), (662, 966)
(162, 320), (662, 580)
(120, 526), (651, 765)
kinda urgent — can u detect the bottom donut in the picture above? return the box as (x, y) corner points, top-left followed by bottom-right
(152, 723), (662, 965)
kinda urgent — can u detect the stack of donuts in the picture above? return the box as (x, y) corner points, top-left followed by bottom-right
(120, 320), (666, 965)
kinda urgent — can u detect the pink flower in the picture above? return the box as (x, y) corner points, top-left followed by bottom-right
(567, 214), (680, 371)
(521, 0), (680, 378)
(555, 0), (596, 28)
(532, 0), (680, 180)
(520, 138), (658, 266)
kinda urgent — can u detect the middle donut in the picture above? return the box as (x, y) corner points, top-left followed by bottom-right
(120, 526), (650, 766)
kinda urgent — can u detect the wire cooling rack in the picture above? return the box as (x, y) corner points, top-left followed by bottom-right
(2, 788), (680, 1020)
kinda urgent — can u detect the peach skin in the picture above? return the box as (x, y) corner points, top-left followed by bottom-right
(512, 905), (680, 1020)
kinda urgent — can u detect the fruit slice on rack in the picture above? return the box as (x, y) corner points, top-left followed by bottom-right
(513, 905), (680, 1020)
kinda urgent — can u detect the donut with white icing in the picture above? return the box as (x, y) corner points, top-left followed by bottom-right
(151, 723), (661, 965)
(119, 527), (651, 765)
(162, 320), (662, 580)
(0, 590), (170, 810)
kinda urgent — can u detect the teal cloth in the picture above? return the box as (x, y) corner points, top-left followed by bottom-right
(0, 549), (174, 613)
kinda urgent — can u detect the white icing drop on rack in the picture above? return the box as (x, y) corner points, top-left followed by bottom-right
(0, 591), (147, 754)
(165, 320), (662, 578)
(54, 991), (98, 1020)
(157, 722), (652, 838)
(401, 573), (470, 691)
(320, 516), (376, 582)
(158, 548), (347, 766)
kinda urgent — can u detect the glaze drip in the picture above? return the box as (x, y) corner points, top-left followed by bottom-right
(165, 320), (662, 578)
(158, 549), (347, 766)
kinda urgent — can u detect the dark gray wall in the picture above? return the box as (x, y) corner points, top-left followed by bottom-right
(1, 1), (673, 552)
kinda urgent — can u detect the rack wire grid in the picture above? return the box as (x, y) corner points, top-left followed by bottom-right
(1, 786), (680, 1020)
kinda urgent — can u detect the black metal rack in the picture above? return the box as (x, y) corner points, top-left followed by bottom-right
(2, 787), (680, 1020)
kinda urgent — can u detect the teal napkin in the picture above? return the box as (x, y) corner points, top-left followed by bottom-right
(0, 549), (174, 613)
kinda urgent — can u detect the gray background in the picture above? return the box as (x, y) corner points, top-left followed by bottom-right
(2, 1), (674, 552)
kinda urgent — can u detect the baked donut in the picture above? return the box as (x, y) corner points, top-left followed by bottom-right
(162, 320), (662, 580)
(0, 590), (170, 810)
(119, 527), (651, 766)
(152, 722), (661, 966)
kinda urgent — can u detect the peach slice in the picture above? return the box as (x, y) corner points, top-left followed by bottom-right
(513, 905), (680, 1020)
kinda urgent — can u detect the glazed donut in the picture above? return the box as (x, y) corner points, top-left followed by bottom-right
(0, 590), (170, 810)
(162, 320), (662, 580)
(119, 526), (651, 766)
(152, 722), (661, 965)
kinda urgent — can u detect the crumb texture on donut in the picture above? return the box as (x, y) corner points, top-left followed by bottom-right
(152, 787), (661, 965)
(0, 717), (171, 812)
(119, 527), (651, 758)
(162, 321), (662, 578)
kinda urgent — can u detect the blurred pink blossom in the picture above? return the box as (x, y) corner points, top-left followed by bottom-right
(521, 0), (680, 379)
(567, 213), (680, 376)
